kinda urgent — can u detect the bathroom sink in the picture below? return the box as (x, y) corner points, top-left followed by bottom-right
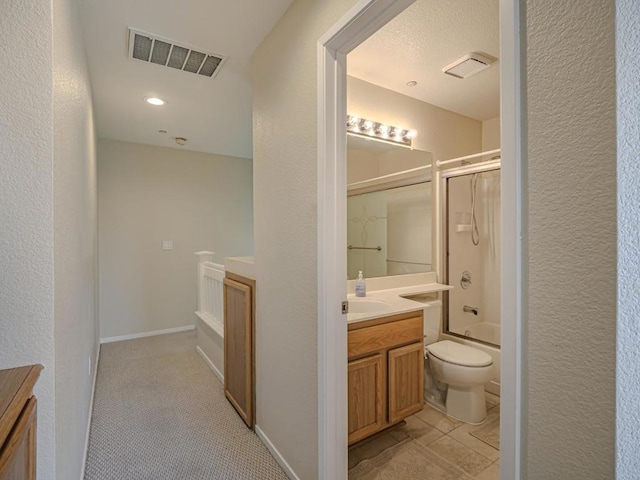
(348, 298), (392, 314)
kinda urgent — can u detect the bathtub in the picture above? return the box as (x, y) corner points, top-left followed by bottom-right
(463, 322), (500, 345)
(441, 324), (501, 396)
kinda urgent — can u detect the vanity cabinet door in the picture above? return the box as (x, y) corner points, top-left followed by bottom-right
(388, 342), (424, 424)
(223, 277), (254, 428)
(348, 354), (384, 445)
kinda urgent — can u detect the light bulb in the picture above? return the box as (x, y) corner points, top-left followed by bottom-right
(405, 129), (417, 139)
(363, 120), (373, 130)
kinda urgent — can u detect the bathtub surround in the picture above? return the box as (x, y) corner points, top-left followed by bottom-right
(446, 169), (501, 343)
(98, 139), (253, 340)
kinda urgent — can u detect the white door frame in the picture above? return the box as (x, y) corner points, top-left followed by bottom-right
(317, 0), (525, 478)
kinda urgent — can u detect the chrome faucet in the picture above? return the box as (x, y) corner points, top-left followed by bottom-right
(463, 305), (479, 315)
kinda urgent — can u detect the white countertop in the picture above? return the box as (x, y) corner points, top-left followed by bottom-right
(225, 256), (255, 279)
(347, 282), (452, 324)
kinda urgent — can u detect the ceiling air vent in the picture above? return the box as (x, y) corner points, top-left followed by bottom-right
(128, 29), (226, 79)
(442, 53), (494, 79)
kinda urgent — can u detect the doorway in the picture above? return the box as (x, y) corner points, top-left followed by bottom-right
(317, 0), (524, 478)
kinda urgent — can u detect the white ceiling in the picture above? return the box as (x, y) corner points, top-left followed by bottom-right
(80, 0), (294, 158)
(347, 0), (500, 121)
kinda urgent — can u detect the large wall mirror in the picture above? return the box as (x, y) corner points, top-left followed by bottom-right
(347, 134), (433, 280)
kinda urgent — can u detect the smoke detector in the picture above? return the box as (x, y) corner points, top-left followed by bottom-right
(443, 53), (494, 79)
(128, 29), (227, 79)
(175, 137), (187, 146)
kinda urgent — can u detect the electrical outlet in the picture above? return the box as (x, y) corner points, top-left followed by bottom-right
(162, 240), (174, 250)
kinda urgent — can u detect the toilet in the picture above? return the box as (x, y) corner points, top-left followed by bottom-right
(422, 300), (494, 424)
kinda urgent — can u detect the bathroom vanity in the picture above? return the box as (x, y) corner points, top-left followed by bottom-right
(348, 310), (424, 445)
(346, 273), (453, 445)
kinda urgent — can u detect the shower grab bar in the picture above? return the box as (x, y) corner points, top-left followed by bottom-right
(348, 245), (382, 251)
(386, 259), (431, 266)
(436, 149), (501, 168)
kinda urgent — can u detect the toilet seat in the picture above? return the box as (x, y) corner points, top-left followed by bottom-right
(427, 340), (492, 367)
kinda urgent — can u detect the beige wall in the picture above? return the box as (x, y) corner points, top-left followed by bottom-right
(0, 1), (56, 477)
(525, 0), (615, 477)
(251, 1), (358, 478)
(53, 0), (99, 478)
(347, 143), (432, 184)
(98, 139), (253, 339)
(482, 116), (500, 151)
(348, 76), (482, 161)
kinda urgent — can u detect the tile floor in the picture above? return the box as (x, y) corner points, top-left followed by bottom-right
(348, 392), (500, 480)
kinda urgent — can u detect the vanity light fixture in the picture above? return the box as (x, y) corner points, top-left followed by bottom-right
(347, 115), (416, 148)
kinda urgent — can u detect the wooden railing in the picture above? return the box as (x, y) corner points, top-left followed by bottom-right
(195, 251), (225, 337)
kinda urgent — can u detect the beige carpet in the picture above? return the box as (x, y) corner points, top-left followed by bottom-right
(83, 330), (287, 480)
(469, 416), (500, 450)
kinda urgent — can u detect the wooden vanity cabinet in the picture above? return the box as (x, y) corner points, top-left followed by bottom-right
(347, 311), (423, 445)
(0, 364), (43, 480)
(224, 272), (255, 428)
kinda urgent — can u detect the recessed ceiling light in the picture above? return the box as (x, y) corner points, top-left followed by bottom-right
(406, 80), (417, 87)
(146, 97), (165, 106)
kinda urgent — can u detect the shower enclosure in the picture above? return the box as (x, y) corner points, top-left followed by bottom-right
(442, 164), (501, 348)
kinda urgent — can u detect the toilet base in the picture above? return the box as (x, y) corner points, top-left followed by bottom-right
(445, 384), (487, 424)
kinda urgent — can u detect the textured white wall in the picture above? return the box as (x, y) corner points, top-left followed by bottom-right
(526, 0), (616, 477)
(348, 76), (482, 161)
(616, 0), (640, 476)
(0, 1), (56, 477)
(53, 0), (98, 477)
(251, 1), (357, 477)
(98, 139), (253, 339)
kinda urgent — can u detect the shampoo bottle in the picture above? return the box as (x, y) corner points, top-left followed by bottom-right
(355, 271), (366, 297)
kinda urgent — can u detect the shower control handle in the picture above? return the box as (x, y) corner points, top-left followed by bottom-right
(463, 305), (479, 315)
(460, 271), (472, 289)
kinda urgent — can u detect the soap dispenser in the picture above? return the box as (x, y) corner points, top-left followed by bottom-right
(355, 271), (366, 297)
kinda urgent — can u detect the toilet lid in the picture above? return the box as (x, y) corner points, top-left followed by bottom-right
(427, 340), (493, 367)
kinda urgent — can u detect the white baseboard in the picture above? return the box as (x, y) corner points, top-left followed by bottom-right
(255, 425), (300, 480)
(100, 325), (195, 344)
(80, 345), (100, 480)
(196, 346), (224, 383)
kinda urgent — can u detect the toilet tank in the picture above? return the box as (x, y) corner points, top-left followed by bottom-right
(422, 299), (442, 346)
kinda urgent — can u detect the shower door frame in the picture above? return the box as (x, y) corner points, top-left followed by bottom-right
(438, 161), (502, 347)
